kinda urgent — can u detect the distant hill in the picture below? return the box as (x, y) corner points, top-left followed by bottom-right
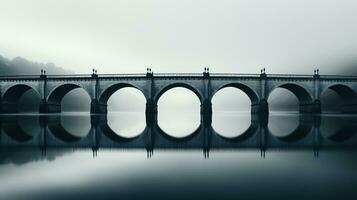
(0, 55), (73, 75)
(0, 55), (84, 111)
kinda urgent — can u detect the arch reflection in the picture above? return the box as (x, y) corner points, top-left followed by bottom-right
(320, 115), (357, 142)
(47, 114), (91, 142)
(0, 113), (356, 149)
(1, 115), (41, 142)
(268, 114), (313, 142)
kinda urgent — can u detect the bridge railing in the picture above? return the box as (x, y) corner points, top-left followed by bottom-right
(154, 73), (203, 77)
(210, 73), (261, 77)
(319, 75), (357, 79)
(0, 75), (40, 79)
(48, 73), (147, 78)
(99, 73), (146, 77)
(0, 73), (357, 80)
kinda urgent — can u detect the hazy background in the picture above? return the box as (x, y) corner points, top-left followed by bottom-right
(0, 0), (357, 74)
(1, 0), (357, 112)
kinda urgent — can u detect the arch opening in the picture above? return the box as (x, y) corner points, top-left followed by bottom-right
(268, 87), (300, 113)
(268, 83), (314, 113)
(157, 87), (201, 138)
(320, 84), (357, 113)
(106, 87), (146, 138)
(48, 84), (91, 113)
(2, 84), (41, 113)
(211, 87), (252, 138)
(155, 83), (203, 105)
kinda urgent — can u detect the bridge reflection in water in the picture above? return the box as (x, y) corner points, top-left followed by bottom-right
(1, 113), (356, 159)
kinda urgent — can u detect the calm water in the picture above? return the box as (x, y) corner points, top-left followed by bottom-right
(0, 112), (356, 200)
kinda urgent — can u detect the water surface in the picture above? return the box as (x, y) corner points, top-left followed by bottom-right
(0, 112), (356, 200)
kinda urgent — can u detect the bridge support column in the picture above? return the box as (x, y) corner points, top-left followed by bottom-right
(201, 100), (212, 127)
(90, 99), (107, 114)
(39, 99), (61, 113)
(201, 99), (212, 115)
(146, 99), (157, 115)
(300, 100), (321, 114)
(146, 99), (157, 127)
(251, 99), (269, 115)
(145, 99), (156, 158)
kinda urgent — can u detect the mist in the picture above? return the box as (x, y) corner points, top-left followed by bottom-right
(0, 0), (357, 75)
(1, 0), (357, 111)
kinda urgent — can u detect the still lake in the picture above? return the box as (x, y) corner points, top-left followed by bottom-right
(0, 112), (356, 200)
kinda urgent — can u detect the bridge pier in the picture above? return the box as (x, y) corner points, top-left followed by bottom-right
(146, 99), (157, 127)
(201, 99), (212, 115)
(145, 99), (157, 115)
(39, 100), (61, 113)
(201, 99), (212, 158)
(251, 99), (269, 115)
(90, 99), (108, 114)
(145, 99), (157, 157)
(299, 100), (321, 114)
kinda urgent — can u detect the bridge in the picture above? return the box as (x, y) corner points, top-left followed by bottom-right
(1, 70), (357, 115)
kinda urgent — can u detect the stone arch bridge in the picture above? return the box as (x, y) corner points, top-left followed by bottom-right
(1, 72), (357, 114)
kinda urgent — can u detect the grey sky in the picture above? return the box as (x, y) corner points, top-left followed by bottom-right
(1, 0), (357, 74)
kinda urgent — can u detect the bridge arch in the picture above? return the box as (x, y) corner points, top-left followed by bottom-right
(268, 83), (315, 113)
(321, 83), (356, 100)
(268, 83), (314, 104)
(99, 83), (147, 105)
(154, 83), (203, 105)
(2, 84), (41, 113)
(320, 83), (357, 113)
(46, 83), (91, 112)
(210, 83), (260, 104)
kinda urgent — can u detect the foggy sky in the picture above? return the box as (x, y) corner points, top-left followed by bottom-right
(1, 0), (357, 74)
